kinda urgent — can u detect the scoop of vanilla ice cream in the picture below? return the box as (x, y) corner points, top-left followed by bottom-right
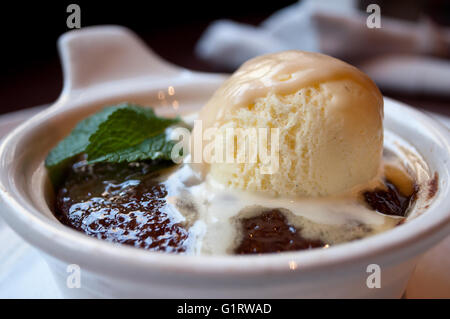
(193, 50), (383, 196)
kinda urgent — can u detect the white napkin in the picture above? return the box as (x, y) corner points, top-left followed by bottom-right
(196, 0), (450, 96)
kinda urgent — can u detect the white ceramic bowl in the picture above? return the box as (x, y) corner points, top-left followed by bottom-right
(0, 26), (449, 298)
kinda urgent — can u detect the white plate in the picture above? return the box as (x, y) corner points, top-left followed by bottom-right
(0, 105), (448, 298)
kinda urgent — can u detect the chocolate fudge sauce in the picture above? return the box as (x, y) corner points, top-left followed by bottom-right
(363, 180), (416, 217)
(234, 209), (325, 254)
(54, 159), (420, 255)
(55, 161), (189, 253)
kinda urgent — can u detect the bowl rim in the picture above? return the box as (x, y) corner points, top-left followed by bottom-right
(1, 88), (450, 278)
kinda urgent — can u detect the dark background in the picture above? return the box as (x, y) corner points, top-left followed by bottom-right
(1, 1), (449, 115)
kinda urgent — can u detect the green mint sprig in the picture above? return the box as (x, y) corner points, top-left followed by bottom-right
(45, 103), (181, 186)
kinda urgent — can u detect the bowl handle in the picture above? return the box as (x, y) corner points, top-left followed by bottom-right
(58, 25), (181, 94)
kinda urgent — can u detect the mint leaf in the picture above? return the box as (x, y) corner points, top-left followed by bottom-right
(85, 106), (179, 162)
(45, 105), (121, 168)
(45, 103), (182, 187)
(88, 133), (176, 164)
